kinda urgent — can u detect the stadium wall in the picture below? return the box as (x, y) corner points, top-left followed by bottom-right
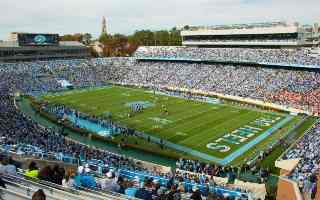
(277, 176), (303, 200)
(182, 40), (301, 47)
(136, 58), (320, 71)
(0, 46), (90, 62)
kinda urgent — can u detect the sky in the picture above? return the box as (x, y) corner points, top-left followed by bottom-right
(0, 0), (319, 40)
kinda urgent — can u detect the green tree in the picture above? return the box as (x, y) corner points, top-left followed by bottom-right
(99, 33), (110, 43)
(82, 33), (92, 45)
(60, 33), (93, 45)
(183, 25), (190, 30)
(96, 27), (182, 57)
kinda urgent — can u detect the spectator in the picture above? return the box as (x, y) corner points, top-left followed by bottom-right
(32, 189), (46, 200)
(62, 168), (76, 188)
(0, 176), (6, 188)
(38, 166), (54, 183)
(135, 178), (156, 200)
(190, 186), (202, 200)
(99, 170), (115, 191)
(311, 182), (317, 200)
(111, 176), (121, 193)
(166, 185), (181, 200)
(52, 164), (65, 185)
(25, 161), (39, 178)
(74, 165), (97, 189)
(6, 157), (18, 175)
(125, 182), (138, 198)
(0, 156), (16, 175)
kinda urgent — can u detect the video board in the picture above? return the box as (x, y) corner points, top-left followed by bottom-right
(17, 33), (59, 46)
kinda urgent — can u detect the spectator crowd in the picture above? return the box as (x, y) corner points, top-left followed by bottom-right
(134, 46), (320, 67)
(281, 121), (320, 199)
(0, 47), (319, 199)
(0, 58), (252, 199)
(117, 61), (320, 114)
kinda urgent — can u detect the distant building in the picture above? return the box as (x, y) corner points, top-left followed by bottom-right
(102, 17), (108, 36)
(90, 41), (104, 57)
(181, 21), (317, 47)
(312, 23), (320, 40)
(0, 32), (90, 62)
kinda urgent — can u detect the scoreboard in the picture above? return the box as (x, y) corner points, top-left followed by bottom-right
(17, 33), (59, 46)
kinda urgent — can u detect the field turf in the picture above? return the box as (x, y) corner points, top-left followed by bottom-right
(42, 86), (292, 160)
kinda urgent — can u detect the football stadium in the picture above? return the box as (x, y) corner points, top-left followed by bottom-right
(0, 10), (320, 200)
(41, 85), (295, 165)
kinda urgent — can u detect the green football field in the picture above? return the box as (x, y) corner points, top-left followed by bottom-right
(42, 86), (295, 163)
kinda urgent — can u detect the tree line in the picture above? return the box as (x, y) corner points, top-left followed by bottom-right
(59, 27), (182, 57)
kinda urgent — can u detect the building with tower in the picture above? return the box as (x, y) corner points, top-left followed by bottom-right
(102, 17), (108, 36)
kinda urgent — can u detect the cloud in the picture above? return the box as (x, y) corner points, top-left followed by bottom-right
(0, 0), (319, 39)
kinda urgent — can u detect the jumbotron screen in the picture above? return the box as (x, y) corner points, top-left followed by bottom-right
(17, 33), (59, 46)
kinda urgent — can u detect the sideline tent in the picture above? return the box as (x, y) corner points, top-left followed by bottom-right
(57, 79), (73, 88)
(275, 158), (301, 172)
(234, 179), (267, 200)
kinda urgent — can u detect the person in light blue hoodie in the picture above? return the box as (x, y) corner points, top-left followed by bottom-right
(125, 182), (138, 197)
(74, 165), (97, 189)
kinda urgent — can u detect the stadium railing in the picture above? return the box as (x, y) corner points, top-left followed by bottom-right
(1, 187), (31, 200)
(2, 176), (66, 200)
(2, 172), (134, 200)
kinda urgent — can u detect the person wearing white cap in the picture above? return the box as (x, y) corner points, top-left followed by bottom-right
(84, 166), (91, 173)
(77, 166), (84, 174)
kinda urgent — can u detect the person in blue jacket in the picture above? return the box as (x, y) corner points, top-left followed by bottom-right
(74, 165), (97, 189)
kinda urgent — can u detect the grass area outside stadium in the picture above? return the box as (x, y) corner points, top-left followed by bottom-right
(40, 85), (303, 166)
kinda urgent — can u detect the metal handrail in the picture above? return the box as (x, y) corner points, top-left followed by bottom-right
(2, 172), (136, 200)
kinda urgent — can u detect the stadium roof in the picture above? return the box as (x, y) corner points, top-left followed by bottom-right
(185, 21), (298, 31)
